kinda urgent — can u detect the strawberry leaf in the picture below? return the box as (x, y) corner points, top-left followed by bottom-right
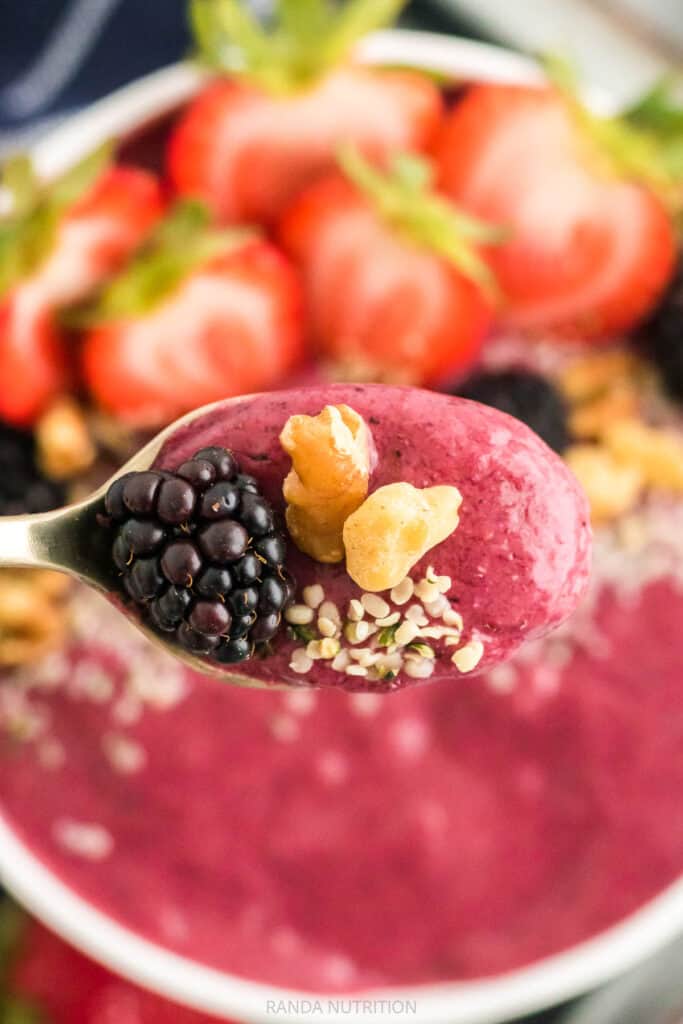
(190, 0), (409, 93)
(2, 156), (40, 217)
(67, 199), (258, 324)
(624, 77), (683, 187)
(48, 143), (111, 208)
(319, 0), (406, 67)
(626, 77), (683, 138)
(337, 145), (505, 296)
(191, 0), (274, 79)
(279, 0), (334, 44)
(0, 143), (113, 301)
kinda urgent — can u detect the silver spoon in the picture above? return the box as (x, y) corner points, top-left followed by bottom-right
(0, 397), (273, 688)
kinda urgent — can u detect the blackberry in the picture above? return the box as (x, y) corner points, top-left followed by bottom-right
(177, 458), (216, 489)
(129, 557), (165, 601)
(0, 421), (66, 515)
(240, 492), (274, 536)
(230, 612), (257, 639)
(101, 446), (292, 665)
(196, 566), (233, 599)
(151, 586), (192, 631)
(251, 612), (281, 644)
(200, 481), (239, 519)
(229, 587), (259, 614)
(157, 477), (197, 524)
(236, 473), (259, 494)
(254, 534), (286, 567)
(194, 446), (237, 480)
(161, 541), (202, 585)
(198, 520), (249, 562)
(233, 553), (262, 585)
(120, 519), (166, 557)
(217, 637), (255, 663)
(189, 600), (232, 636)
(177, 622), (221, 655)
(640, 257), (683, 402)
(456, 370), (570, 453)
(104, 473), (137, 521)
(259, 575), (288, 613)
(122, 472), (162, 515)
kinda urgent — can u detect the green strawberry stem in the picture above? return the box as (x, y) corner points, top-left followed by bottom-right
(624, 76), (683, 226)
(0, 143), (112, 301)
(67, 200), (258, 324)
(545, 56), (682, 214)
(626, 76), (683, 146)
(337, 145), (505, 296)
(190, 0), (408, 93)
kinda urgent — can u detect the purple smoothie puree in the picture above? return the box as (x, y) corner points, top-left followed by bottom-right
(0, 499), (682, 991)
(149, 383), (590, 689)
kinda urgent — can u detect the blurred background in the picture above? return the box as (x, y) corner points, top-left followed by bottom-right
(1, 0), (682, 155)
(0, 1), (682, 1023)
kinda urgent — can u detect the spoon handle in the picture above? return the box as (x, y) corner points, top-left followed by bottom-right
(0, 512), (63, 570)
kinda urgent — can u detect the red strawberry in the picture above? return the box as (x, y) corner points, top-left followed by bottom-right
(167, 0), (443, 225)
(436, 83), (677, 339)
(0, 305), (69, 428)
(0, 150), (164, 426)
(10, 913), (107, 1024)
(10, 914), (225, 1022)
(278, 148), (498, 385)
(81, 201), (305, 425)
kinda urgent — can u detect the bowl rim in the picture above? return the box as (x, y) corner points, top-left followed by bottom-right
(1, 29), (680, 1024)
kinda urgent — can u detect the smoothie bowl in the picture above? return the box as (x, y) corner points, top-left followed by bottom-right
(0, 10), (683, 1024)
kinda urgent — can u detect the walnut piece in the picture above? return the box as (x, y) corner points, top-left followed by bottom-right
(343, 482), (462, 592)
(36, 398), (96, 481)
(280, 405), (372, 563)
(565, 445), (643, 524)
(0, 569), (71, 666)
(602, 419), (683, 493)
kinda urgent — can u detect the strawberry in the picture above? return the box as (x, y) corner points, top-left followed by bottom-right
(8, 912), (225, 1022)
(81, 201), (305, 425)
(0, 305), (68, 429)
(0, 148), (164, 426)
(278, 147), (499, 385)
(10, 913), (107, 1023)
(436, 77), (678, 339)
(167, 0), (443, 225)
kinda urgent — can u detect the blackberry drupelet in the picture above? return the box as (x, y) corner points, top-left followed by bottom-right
(0, 421), (66, 515)
(457, 370), (570, 453)
(101, 447), (292, 665)
(640, 257), (683, 402)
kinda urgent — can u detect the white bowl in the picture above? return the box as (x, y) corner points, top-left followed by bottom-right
(2, 30), (682, 1024)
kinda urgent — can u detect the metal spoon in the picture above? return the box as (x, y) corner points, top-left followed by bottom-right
(0, 397), (273, 688)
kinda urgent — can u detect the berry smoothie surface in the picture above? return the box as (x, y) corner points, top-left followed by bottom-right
(0, 499), (682, 991)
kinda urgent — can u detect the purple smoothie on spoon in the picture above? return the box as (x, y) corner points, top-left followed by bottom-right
(100, 383), (591, 691)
